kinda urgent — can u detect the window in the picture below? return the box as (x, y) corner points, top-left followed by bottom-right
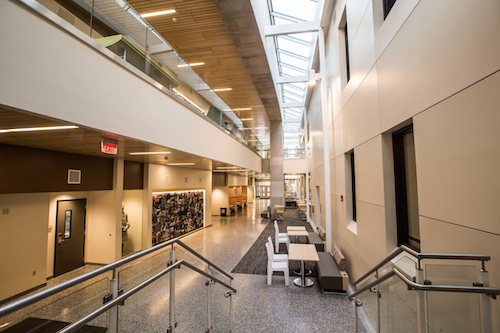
(344, 23), (351, 83)
(383, 0), (397, 19)
(346, 150), (356, 222)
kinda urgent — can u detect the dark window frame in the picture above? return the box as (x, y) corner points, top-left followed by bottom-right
(344, 24), (351, 83)
(349, 151), (357, 222)
(383, 0), (397, 19)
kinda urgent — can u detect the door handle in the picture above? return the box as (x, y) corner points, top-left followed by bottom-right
(58, 233), (65, 244)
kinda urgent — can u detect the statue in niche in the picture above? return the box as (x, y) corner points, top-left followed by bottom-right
(122, 203), (130, 253)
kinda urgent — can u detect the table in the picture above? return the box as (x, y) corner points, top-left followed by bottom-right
(287, 229), (309, 243)
(286, 226), (306, 231)
(288, 244), (319, 287)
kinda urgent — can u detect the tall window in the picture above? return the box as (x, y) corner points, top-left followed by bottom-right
(383, 0), (397, 19)
(344, 23), (351, 83)
(346, 151), (356, 222)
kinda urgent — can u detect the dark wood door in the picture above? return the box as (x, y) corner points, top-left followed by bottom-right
(54, 199), (86, 277)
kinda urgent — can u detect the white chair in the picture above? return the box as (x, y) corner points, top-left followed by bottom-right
(267, 236), (288, 262)
(274, 221), (290, 253)
(265, 242), (289, 286)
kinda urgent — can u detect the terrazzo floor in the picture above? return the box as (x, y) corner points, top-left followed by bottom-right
(0, 199), (357, 333)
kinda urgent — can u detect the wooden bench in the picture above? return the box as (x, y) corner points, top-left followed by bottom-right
(229, 197), (237, 212)
(316, 245), (349, 294)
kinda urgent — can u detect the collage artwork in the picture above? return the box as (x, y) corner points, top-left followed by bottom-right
(152, 191), (204, 245)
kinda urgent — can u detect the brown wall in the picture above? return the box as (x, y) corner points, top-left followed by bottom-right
(0, 144), (113, 193)
(124, 161), (143, 190)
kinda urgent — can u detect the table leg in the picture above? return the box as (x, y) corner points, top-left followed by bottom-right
(293, 261), (314, 287)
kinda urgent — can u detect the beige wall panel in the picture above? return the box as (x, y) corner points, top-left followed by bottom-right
(228, 174), (248, 186)
(354, 135), (385, 207)
(345, 201), (387, 269)
(311, 136), (325, 172)
(283, 159), (306, 174)
(333, 112), (344, 158)
(122, 190), (143, 253)
(373, 0), (420, 59)
(333, 194), (347, 244)
(377, 0), (500, 132)
(328, 124), (334, 161)
(338, 237), (372, 282)
(414, 72), (500, 235)
(0, 193), (49, 301)
(342, 66), (381, 151)
(334, 155), (346, 196)
(331, 74), (342, 120)
(346, 0), (371, 46)
(346, 2), (376, 93)
(86, 190), (118, 264)
(420, 216), (500, 329)
(325, 29), (340, 82)
(212, 186), (229, 216)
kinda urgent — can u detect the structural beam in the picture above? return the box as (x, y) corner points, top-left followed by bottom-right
(282, 118), (302, 123)
(148, 44), (173, 54)
(282, 102), (305, 108)
(276, 73), (322, 84)
(265, 20), (320, 36)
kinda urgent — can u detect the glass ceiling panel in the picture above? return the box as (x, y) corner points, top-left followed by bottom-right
(284, 95), (301, 103)
(289, 32), (316, 44)
(283, 89), (304, 99)
(273, 17), (295, 25)
(270, 0), (317, 22)
(284, 84), (305, 93)
(276, 37), (310, 58)
(289, 82), (307, 90)
(279, 54), (308, 70)
(281, 66), (306, 77)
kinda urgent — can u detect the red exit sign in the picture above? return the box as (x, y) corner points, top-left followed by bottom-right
(101, 138), (118, 155)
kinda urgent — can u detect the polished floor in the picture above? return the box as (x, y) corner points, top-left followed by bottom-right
(0, 199), (355, 332)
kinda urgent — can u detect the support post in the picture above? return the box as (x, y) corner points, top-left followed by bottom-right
(108, 278), (118, 333)
(375, 272), (380, 333)
(479, 268), (492, 333)
(416, 266), (426, 333)
(318, 26), (333, 252)
(170, 248), (176, 333)
(303, 120), (310, 223)
(229, 292), (233, 333)
(207, 266), (211, 333)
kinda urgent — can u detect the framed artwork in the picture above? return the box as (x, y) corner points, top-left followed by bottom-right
(152, 190), (204, 246)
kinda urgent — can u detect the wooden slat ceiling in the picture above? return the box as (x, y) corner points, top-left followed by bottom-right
(127, 0), (273, 140)
(0, 107), (254, 172)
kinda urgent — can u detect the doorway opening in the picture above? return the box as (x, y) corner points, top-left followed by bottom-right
(54, 199), (86, 277)
(393, 125), (420, 251)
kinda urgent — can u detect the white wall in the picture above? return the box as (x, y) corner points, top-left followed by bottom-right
(212, 186), (229, 216)
(305, 0), (500, 326)
(122, 190), (143, 253)
(0, 0), (261, 173)
(283, 159), (306, 174)
(0, 193), (50, 301)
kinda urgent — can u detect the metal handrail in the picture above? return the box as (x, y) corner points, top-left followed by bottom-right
(0, 237), (233, 318)
(349, 267), (500, 301)
(57, 259), (236, 333)
(353, 245), (491, 287)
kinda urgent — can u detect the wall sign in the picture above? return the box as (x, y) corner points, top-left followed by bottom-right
(101, 137), (118, 155)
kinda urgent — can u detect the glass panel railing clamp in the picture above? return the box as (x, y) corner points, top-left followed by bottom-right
(166, 321), (178, 333)
(103, 288), (124, 305)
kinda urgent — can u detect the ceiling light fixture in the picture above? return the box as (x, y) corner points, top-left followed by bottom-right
(178, 62), (205, 67)
(0, 125), (78, 133)
(240, 118), (253, 121)
(129, 151), (171, 155)
(167, 163), (195, 166)
(216, 166), (240, 169)
(213, 88), (233, 92)
(253, 127), (268, 130)
(173, 88), (207, 114)
(308, 69), (316, 86)
(140, 9), (176, 18)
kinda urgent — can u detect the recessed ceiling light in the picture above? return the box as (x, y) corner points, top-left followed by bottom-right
(216, 166), (240, 169)
(129, 151), (171, 155)
(239, 128), (251, 131)
(240, 118), (253, 121)
(173, 88), (206, 114)
(140, 9), (176, 18)
(167, 163), (195, 166)
(248, 139), (259, 142)
(254, 127), (268, 130)
(0, 125), (78, 133)
(178, 62), (205, 67)
(213, 88), (233, 92)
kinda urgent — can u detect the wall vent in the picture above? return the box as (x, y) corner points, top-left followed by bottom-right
(184, 177), (188, 184)
(68, 169), (81, 184)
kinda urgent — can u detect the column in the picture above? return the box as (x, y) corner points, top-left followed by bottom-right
(270, 120), (284, 219)
(113, 157), (124, 261)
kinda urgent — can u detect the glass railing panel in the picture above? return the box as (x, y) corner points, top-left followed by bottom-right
(173, 265), (208, 333)
(354, 287), (378, 333)
(210, 278), (232, 333)
(379, 275), (418, 333)
(425, 264), (481, 333)
(0, 276), (109, 332)
(116, 270), (171, 333)
(118, 247), (172, 292)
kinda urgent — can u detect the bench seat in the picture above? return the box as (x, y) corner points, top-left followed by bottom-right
(307, 232), (325, 252)
(315, 246), (349, 293)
